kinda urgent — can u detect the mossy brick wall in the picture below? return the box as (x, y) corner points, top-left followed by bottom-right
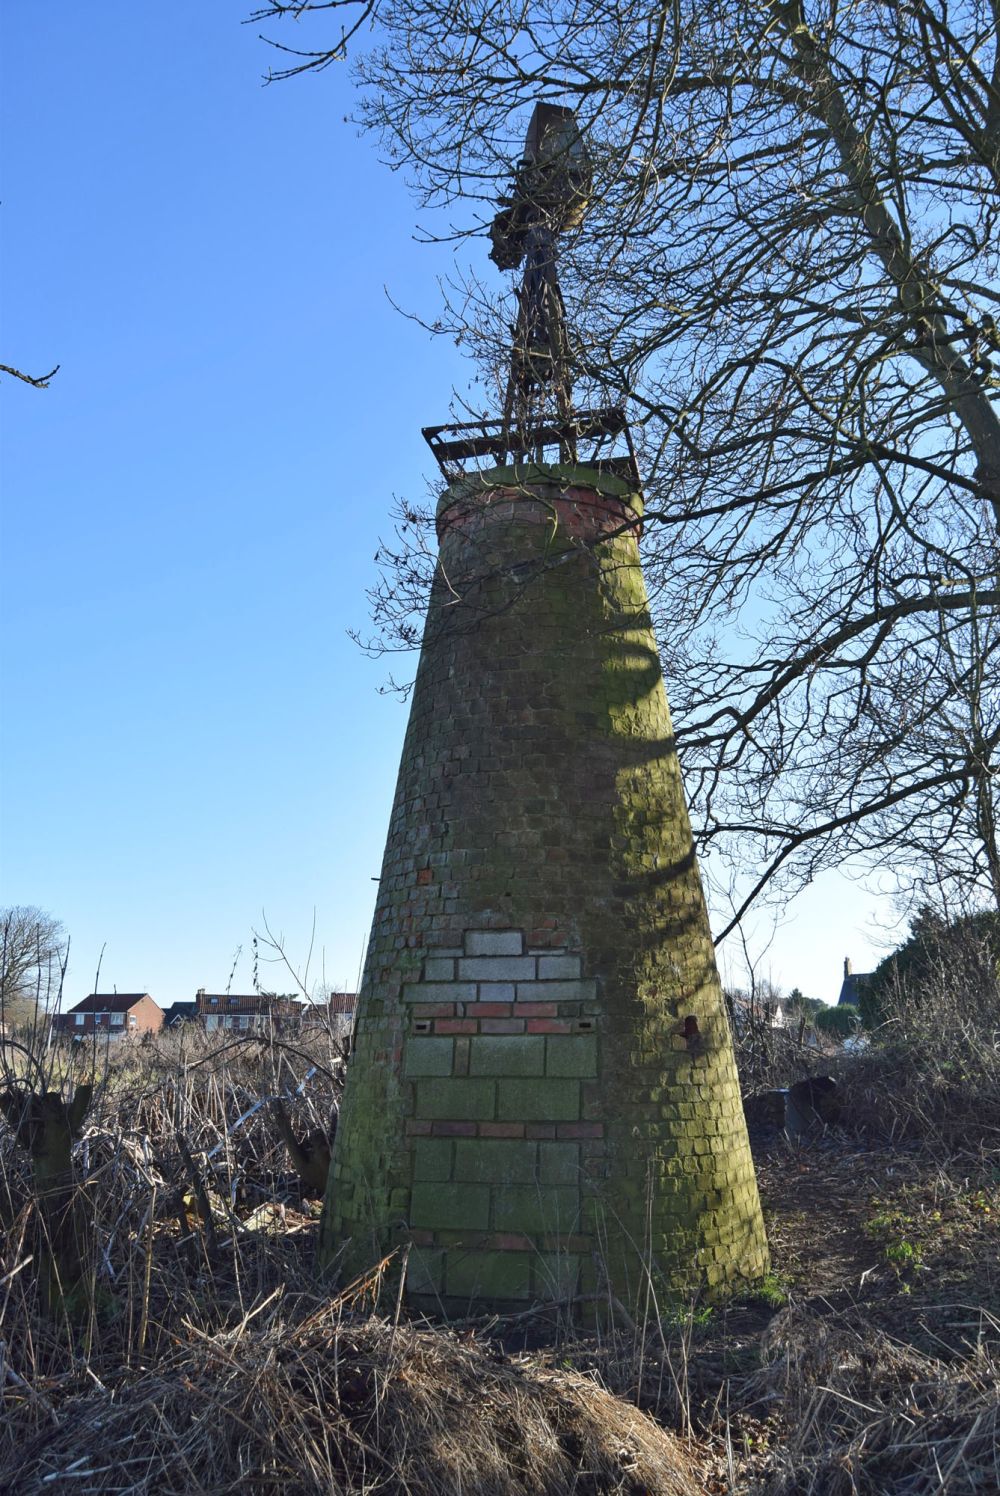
(322, 463), (769, 1311)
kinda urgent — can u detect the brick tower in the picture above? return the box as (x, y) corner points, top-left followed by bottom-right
(322, 108), (769, 1311)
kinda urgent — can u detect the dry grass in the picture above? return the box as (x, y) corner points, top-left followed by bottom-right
(3, 1007), (999, 1494)
(1, 1028), (338, 1402)
(750, 1306), (1000, 1495)
(4, 1290), (699, 1494)
(1, 1027), (697, 1495)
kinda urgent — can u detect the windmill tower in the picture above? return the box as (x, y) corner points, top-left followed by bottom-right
(323, 106), (769, 1311)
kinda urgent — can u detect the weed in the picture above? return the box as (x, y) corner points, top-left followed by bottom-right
(750, 1273), (790, 1309)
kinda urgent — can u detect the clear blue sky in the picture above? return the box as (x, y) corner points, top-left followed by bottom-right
(1, 1), (891, 1007)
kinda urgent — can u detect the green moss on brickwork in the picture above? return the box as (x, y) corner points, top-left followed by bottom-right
(446, 1251), (533, 1300)
(497, 1078), (580, 1121)
(545, 1035), (597, 1077)
(539, 1143), (581, 1186)
(494, 1186), (580, 1235)
(404, 1038), (454, 1077)
(453, 1139), (538, 1184)
(535, 1252), (582, 1299)
(413, 1138), (453, 1182)
(415, 1079), (496, 1121)
(407, 1248), (445, 1295)
(468, 1036), (545, 1077)
(411, 1182), (491, 1231)
(324, 461), (770, 1305)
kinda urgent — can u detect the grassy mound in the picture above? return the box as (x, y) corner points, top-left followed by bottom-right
(3, 1294), (699, 1496)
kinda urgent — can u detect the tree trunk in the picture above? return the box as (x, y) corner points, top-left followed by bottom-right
(0, 1084), (94, 1316)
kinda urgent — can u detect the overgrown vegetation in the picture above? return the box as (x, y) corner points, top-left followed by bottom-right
(813, 1001), (860, 1040)
(863, 906), (1000, 1026)
(0, 1026), (698, 1494)
(2, 914), (997, 1492)
(843, 910), (1000, 1150)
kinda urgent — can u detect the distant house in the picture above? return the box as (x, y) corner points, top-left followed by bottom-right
(326, 991), (357, 1038)
(194, 989), (302, 1034)
(294, 993), (356, 1037)
(838, 957), (873, 1007)
(161, 1001), (198, 1028)
(53, 993), (163, 1039)
(725, 991), (786, 1032)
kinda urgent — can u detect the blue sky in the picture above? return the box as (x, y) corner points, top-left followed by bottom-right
(1, 1), (890, 1006)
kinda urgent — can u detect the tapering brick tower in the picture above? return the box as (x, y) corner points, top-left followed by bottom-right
(322, 107), (768, 1311)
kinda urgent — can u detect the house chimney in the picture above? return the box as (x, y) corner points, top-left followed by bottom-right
(844, 957), (852, 979)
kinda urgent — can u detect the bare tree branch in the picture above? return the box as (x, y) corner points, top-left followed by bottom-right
(256, 0), (1000, 921)
(0, 363), (59, 388)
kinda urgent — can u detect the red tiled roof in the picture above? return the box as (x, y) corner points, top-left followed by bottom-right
(66, 993), (156, 1014)
(196, 993), (301, 1013)
(328, 992), (357, 1013)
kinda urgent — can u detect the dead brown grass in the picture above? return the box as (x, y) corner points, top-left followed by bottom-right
(4, 1288), (699, 1495)
(1, 1027), (338, 1366)
(1, 1028), (698, 1495)
(3, 1016), (999, 1494)
(749, 1305), (1000, 1495)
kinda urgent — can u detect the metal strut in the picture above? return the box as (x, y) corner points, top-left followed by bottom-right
(423, 102), (639, 484)
(490, 103), (591, 464)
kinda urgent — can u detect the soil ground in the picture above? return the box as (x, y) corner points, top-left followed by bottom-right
(674, 1126), (1000, 1491)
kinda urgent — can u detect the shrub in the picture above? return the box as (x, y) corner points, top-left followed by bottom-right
(814, 1004), (861, 1041)
(862, 907), (1000, 1029)
(837, 908), (1000, 1147)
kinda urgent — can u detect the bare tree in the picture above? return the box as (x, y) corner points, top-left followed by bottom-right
(850, 597), (1000, 911)
(0, 906), (66, 1027)
(255, 0), (1000, 926)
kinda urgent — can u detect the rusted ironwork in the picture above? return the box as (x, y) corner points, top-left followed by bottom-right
(422, 407), (639, 484)
(424, 103), (639, 478)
